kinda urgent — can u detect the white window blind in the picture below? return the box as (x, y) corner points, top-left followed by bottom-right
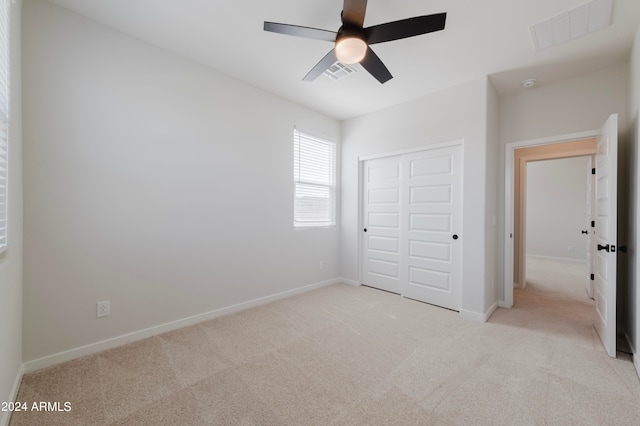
(0, 0), (8, 250)
(293, 129), (336, 227)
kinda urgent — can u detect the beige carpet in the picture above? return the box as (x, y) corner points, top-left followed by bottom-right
(10, 262), (640, 425)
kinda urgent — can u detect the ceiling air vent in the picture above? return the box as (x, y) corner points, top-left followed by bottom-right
(323, 61), (357, 81)
(530, 0), (613, 52)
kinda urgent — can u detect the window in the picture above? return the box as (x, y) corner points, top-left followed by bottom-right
(293, 129), (336, 227)
(0, 0), (9, 251)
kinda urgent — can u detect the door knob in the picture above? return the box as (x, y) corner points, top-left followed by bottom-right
(581, 230), (589, 235)
(452, 234), (459, 240)
(597, 244), (610, 252)
(618, 246), (628, 253)
(363, 228), (367, 233)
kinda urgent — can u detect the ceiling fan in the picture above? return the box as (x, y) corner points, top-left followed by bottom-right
(263, 0), (447, 84)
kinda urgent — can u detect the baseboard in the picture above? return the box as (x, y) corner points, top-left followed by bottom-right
(624, 330), (637, 354)
(497, 300), (512, 309)
(1, 364), (24, 426)
(624, 331), (639, 379)
(484, 302), (499, 321)
(460, 302), (498, 323)
(23, 278), (341, 373)
(338, 277), (360, 286)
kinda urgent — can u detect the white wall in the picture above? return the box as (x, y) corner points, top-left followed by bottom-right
(498, 63), (628, 304)
(500, 63), (628, 143)
(22, 0), (341, 363)
(526, 157), (590, 261)
(627, 26), (640, 372)
(485, 79), (501, 311)
(340, 77), (494, 319)
(0, 1), (23, 424)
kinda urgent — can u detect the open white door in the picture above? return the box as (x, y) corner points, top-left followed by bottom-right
(594, 114), (618, 358)
(585, 156), (596, 299)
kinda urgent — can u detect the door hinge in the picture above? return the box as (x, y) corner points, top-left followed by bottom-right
(591, 220), (595, 228)
(590, 274), (595, 281)
(592, 168), (596, 175)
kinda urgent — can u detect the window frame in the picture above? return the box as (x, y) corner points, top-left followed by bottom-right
(293, 128), (337, 228)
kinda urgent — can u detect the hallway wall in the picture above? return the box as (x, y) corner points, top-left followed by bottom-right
(526, 156), (591, 261)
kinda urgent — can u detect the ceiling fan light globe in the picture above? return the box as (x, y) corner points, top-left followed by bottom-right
(335, 36), (367, 64)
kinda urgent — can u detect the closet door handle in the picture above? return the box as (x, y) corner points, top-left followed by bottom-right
(452, 234), (459, 240)
(597, 244), (610, 252)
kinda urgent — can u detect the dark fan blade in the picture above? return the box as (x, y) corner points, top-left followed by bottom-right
(364, 13), (446, 45)
(360, 47), (392, 84)
(264, 22), (336, 42)
(342, 0), (368, 27)
(303, 49), (338, 82)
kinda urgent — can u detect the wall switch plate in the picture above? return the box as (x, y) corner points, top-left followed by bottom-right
(97, 300), (110, 318)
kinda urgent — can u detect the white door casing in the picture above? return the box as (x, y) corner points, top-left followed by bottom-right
(594, 113), (618, 358)
(361, 143), (463, 311)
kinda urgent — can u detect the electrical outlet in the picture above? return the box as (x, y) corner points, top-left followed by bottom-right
(97, 300), (110, 318)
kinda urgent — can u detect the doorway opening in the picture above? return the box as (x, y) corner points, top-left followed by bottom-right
(511, 139), (597, 292)
(524, 155), (595, 296)
(520, 155), (597, 340)
(504, 114), (620, 357)
(505, 138), (598, 348)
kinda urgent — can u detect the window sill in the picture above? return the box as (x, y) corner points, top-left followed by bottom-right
(294, 225), (337, 230)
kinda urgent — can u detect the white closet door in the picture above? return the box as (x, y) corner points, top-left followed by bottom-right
(401, 145), (462, 311)
(361, 156), (403, 294)
(361, 143), (462, 311)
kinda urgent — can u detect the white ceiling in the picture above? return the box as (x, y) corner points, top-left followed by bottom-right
(46, 0), (640, 120)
